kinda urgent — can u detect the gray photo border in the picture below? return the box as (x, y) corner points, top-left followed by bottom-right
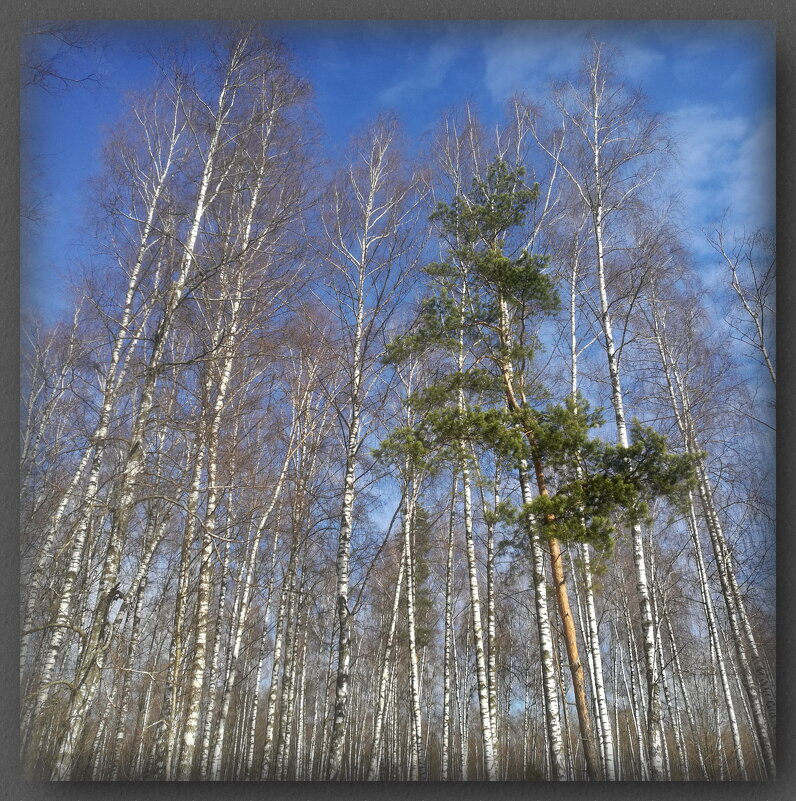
(4, 3), (793, 801)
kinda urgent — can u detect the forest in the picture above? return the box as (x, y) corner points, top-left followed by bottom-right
(20, 26), (775, 781)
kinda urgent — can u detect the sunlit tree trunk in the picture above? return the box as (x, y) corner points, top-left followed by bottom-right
(457, 376), (497, 780)
(52, 40), (252, 778)
(539, 42), (673, 778)
(276, 578), (302, 779)
(401, 462), (425, 780)
(294, 605), (310, 778)
(23, 88), (184, 723)
(441, 474), (456, 781)
(325, 119), (420, 779)
(176, 352), (236, 778)
(367, 537), (406, 780)
(592, 205), (663, 780)
(472, 455), (500, 759)
(261, 546), (298, 779)
(243, 507), (285, 778)
(156, 436), (205, 779)
(618, 611), (648, 780)
(516, 462), (565, 780)
(648, 300), (773, 776)
(564, 232), (615, 780)
(108, 511), (167, 779)
(495, 289), (599, 780)
(21, 307), (86, 679)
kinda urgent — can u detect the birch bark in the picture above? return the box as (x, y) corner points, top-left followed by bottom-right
(402, 464), (426, 780)
(647, 304), (770, 776)
(28, 87), (185, 757)
(325, 120), (420, 779)
(366, 539), (406, 779)
(440, 475), (456, 781)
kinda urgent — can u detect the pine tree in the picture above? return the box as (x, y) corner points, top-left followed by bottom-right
(388, 158), (697, 780)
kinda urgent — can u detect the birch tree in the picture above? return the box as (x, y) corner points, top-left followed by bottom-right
(21, 30), (775, 783)
(320, 117), (424, 779)
(538, 41), (672, 779)
(709, 224), (775, 387)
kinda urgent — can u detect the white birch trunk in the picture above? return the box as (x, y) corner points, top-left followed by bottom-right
(460, 447), (497, 780)
(175, 347), (236, 778)
(325, 121), (417, 777)
(664, 611), (709, 779)
(620, 612), (649, 780)
(452, 614), (468, 779)
(198, 537), (231, 777)
(649, 309), (773, 776)
(485, 469), (499, 754)
(566, 240), (616, 780)
(327, 296), (364, 779)
(242, 509), (285, 778)
(366, 537), (406, 780)
(132, 675), (153, 777)
(261, 546), (298, 778)
(401, 470), (425, 780)
(276, 581), (301, 779)
(593, 214), (664, 778)
(107, 513), (166, 779)
(51, 45), (245, 778)
(209, 442), (294, 778)
(23, 93), (183, 701)
(581, 545), (615, 778)
(159, 438), (205, 779)
(441, 475), (456, 781)
(516, 462), (565, 780)
(687, 491), (746, 778)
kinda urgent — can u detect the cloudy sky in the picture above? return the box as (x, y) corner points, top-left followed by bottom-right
(22, 20), (774, 320)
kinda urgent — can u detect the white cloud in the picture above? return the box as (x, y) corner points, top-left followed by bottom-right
(732, 110), (775, 229)
(671, 103), (774, 240)
(378, 36), (462, 107)
(481, 21), (666, 105)
(481, 22), (586, 104)
(619, 41), (666, 78)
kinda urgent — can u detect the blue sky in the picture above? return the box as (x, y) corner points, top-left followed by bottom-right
(21, 20), (774, 321)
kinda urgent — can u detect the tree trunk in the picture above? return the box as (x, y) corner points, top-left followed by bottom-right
(441, 475), (456, 781)
(516, 462), (565, 780)
(402, 469), (425, 780)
